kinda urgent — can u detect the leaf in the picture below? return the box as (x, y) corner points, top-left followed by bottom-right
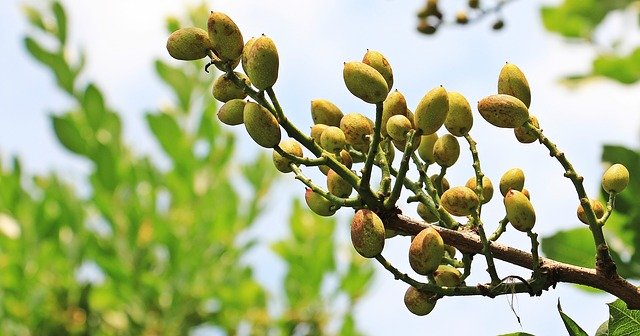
(93, 144), (119, 190)
(51, 114), (88, 155)
(51, 1), (67, 44)
(540, 1), (629, 39)
(541, 227), (596, 269)
(557, 300), (589, 336)
(601, 145), (640, 215)
(24, 36), (57, 68)
(594, 320), (609, 336)
(82, 84), (106, 130)
(22, 5), (47, 31)
(608, 299), (640, 335)
(154, 60), (193, 112)
(146, 112), (192, 166)
(25, 37), (76, 93)
(339, 255), (374, 301)
(592, 48), (640, 84)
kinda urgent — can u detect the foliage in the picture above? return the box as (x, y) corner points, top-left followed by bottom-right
(0, 1), (373, 334)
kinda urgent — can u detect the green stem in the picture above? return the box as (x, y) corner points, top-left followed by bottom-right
(290, 164), (362, 207)
(376, 139), (393, 197)
(598, 192), (617, 225)
(359, 103), (385, 209)
(461, 253), (473, 281)
(274, 146), (327, 166)
(489, 216), (509, 241)
(528, 230), (541, 279)
(384, 131), (417, 209)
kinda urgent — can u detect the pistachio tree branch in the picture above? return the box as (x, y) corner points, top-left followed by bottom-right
(290, 164), (363, 207)
(359, 103), (385, 209)
(384, 131), (418, 209)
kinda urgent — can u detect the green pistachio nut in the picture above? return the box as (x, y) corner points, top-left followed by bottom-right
(602, 163), (630, 193)
(311, 99), (344, 127)
(444, 92), (473, 136)
(409, 227), (445, 275)
(477, 94), (529, 128)
(430, 174), (450, 195)
(434, 265), (462, 287)
(417, 202), (439, 223)
(433, 134), (460, 168)
(340, 113), (373, 148)
(514, 115), (539, 144)
(304, 188), (337, 217)
(381, 90), (408, 136)
(386, 115), (413, 142)
(243, 102), (281, 148)
(207, 12), (244, 63)
(441, 186), (479, 217)
(455, 10), (469, 24)
(417, 133), (438, 164)
(320, 126), (346, 153)
(310, 124), (329, 144)
(498, 63), (531, 108)
(350, 209), (386, 258)
(272, 138), (303, 173)
(362, 49), (394, 90)
(576, 199), (605, 225)
(343, 62), (389, 104)
(327, 169), (352, 198)
(469, 0), (480, 9)
(217, 99), (246, 126)
(241, 37), (256, 73)
(499, 168), (525, 196)
(212, 72), (250, 102)
(243, 35), (279, 90)
(414, 86), (449, 135)
(465, 176), (494, 204)
(504, 189), (536, 232)
(404, 286), (437, 316)
(166, 27), (213, 61)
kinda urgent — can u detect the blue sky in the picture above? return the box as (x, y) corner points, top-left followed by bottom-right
(2, 0), (640, 334)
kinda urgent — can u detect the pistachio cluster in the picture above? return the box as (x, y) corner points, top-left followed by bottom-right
(416, 0), (508, 35)
(167, 12), (631, 317)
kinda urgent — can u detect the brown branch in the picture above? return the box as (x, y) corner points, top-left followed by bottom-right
(385, 213), (640, 309)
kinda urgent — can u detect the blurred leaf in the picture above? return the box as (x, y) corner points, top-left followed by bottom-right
(51, 1), (67, 44)
(166, 16), (180, 33)
(82, 84), (106, 130)
(146, 112), (193, 167)
(339, 314), (359, 336)
(22, 5), (47, 31)
(51, 114), (88, 155)
(608, 299), (640, 335)
(23, 37), (75, 94)
(541, 228), (596, 269)
(155, 60), (193, 112)
(541, 1), (632, 39)
(340, 255), (374, 301)
(592, 48), (640, 84)
(94, 144), (119, 190)
(557, 300), (589, 336)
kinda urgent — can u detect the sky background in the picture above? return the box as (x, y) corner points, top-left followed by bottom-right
(2, 0), (640, 335)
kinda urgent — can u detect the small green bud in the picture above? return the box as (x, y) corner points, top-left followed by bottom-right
(343, 62), (389, 103)
(504, 189), (536, 232)
(414, 86), (449, 135)
(477, 94), (529, 128)
(433, 134), (460, 168)
(499, 168), (525, 196)
(444, 92), (473, 136)
(243, 102), (281, 148)
(409, 227), (445, 275)
(311, 99), (344, 127)
(440, 186), (479, 217)
(350, 209), (385, 258)
(362, 49), (394, 90)
(166, 27), (213, 61)
(217, 99), (246, 126)
(498, 63), (531, 108)
(272, 138), (303, 173)
(243, 35), (279, 90)
(602, 163), (630, 193)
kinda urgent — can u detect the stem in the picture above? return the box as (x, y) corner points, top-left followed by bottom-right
(598, 192), (617, 225)
(274, 146), (327, 166)
(528, 230), (541, 279)
(489, 216), (509, 241)
(290, 164), (362, 207)
(384, 131), (417, 209)
(359, 103), (385, 209)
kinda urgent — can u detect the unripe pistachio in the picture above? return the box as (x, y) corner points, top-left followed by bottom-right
(382, 90), (408, 136)
(392, 135), (421, 152)
(243, 102), (281, 148)
(166, 27), (213, 61)
(207, 12), (244, 63)
(441, 186), (480, 217)
(477, 94), (529, 128)
(602, 163), (630, 193)
(417, 133), (438, 164)
(417, 21), (437, 35)
(577, 199), (605, 225)
(444, 92), (473, 136)
(430, 174), (450, 195)
(319, 150), (352, 175)
(499, 168), (525, 196)
(387, 115), (413, 142)
(492, 19), (505, 30)
(310, 124), (329, 144)
(434, 265), (463, 287)
(305, 188), (337, 217)
(241, 37), (256, 73)
(350, 209), (386, 258)
(343, 62), (389, 103)
(217, 99), (246, 126)
(433, 134), (460, 167)
(417, 202), (439, 223)
(514, 115), (539, 144)
(414, 86), (449, 135)
(404, 286), (437, 316)
(243, 35), (279, 90)
(455, 11), (469, 24)
(409, 227), (445, 275)
(272, 138), (303, 173)
(311, 99), (344, 127)
(320, 126), (346, 153)
(504, 189), (536, 232)
(340, 113), (373, 148)
(498, 63), (531, 108)
(327, 169), (352, 198)
(469, 0), (480, 9)
(212, 72), (250, 102)
(362, 49), (394, 90)
(465, 176), (494, 204)
(406, 109), (416, 128)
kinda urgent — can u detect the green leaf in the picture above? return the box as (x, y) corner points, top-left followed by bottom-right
(94, 144), (118, 190)
(51, 114), (88, 155)
(592, 48), (640, 84)
(557, 300), (589, 336)
(154, 60), (193, 112)
(22, 5), (47, 31)
(594, 320), (608, 336)
(51, 1), (67, 44)
(146, 112), (192, 166)
(541, 227), (596, 269)
(601, 145), (640, 215)
(24, 36), (57, 68)
(339, 255), (374, 301)
(82, 84), (106, 130)
(608, 299), (640, 335)
(540, 1), (631, 39)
